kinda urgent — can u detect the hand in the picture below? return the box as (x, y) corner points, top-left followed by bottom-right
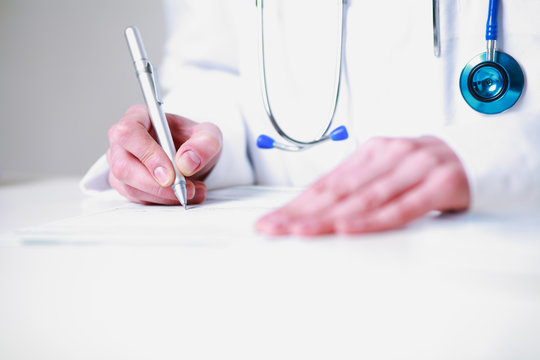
(256, 136), (470, 236)
(106, 104), (222, 205)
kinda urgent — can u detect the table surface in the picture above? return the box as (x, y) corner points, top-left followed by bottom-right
(1, 178), (540, 360)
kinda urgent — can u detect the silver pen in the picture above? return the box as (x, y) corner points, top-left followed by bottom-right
(125, 26), (188, 209)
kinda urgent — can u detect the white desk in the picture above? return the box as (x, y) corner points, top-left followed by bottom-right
(1, 178), (540, 359)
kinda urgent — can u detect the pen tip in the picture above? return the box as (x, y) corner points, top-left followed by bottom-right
(172, 183), (188, 210)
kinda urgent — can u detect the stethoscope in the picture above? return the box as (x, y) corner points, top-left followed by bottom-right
(257, 0), (524, 151)
(255, 0), (349, 151)
(454, 0), (524, 114)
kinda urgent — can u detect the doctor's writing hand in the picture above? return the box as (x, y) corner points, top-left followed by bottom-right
(256, 136), (470, 236)
(106, 104), (222, 205)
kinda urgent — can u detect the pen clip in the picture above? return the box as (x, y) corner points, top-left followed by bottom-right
(147, 61), (164, 105)
(136, 59), (163, 105)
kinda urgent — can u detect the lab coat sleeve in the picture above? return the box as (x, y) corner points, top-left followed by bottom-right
(438, 114), (540, 213)
(80, 0), (254, 194)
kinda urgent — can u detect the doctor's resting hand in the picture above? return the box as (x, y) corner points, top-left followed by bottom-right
(106, 104), (222, 205)
(255, 136), (471, 236)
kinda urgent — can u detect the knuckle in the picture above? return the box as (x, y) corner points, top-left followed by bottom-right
(196, 180), (207, 194)
(414, 151), (439, 168)
(418, 135), (440, 145)
(388, 138), (416, 155)
(201, 122), (223, 140)
(392, 200), (421, 225)
(155, 184), (173, 199)
(362, 137), (389, 160)
(194, 126), (223, 155)
(203, 132), (222, 155)
(365, 136), (388, 149)
(105, 148), (112, 165)
(123, 185), (140, 200)
(109, 157), (131, 181)
(108, 171), (119, 191)
(107, 125), (118, 144)
(363, 184), (387, 209)
(312, 177), (328, 192)
(138, 147), (162, 167)
(389, 205), (408, 225)
(108, 119), (131, 144)
(109, 173), (135, 203)
(125, 104), (145, 115)
(439, 164), (467, 191)
(407, 193), (431, 212)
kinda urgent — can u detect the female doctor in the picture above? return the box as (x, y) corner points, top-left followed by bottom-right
(83, 0), (540, 236)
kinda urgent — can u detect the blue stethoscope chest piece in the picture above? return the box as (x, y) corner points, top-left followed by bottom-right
(460, 51), (524, 114)
(458, 0), (525, 114)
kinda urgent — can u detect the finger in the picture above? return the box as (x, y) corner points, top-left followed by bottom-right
(313, 137), (420, 196)
(336, 185), (434, 234)
(109, 173), (176, 205)
(108, 144), (196, 204)
(122, 107), (199, 150)
(165, 113), (197, 146)
(256, 173), (357, 234)
(175, 122), (222, 178)
(189, 181), (208, 205)
(255, 212), (295, 236)
(277, 137), (420, 218)
(108, 143), (177, 201)
(336, 164), (469, 234)
(256, 207), (338, 236)
(108, 172), (149, 205)
(255, 188), (338, 236)
(110, 172), (198, 206)
(330, 148), (440, 218)
(108, 113), (176, 187)
(124, 104), (152, 128)
(255, 169), (377, 236)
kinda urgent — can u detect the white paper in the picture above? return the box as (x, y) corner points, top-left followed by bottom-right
(15, 186), (301, 246)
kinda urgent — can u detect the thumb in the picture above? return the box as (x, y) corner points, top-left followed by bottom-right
(175, 122), (222, 179)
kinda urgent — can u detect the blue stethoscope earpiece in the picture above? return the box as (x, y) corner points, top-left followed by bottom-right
(329, 125), (349, 141)
(459, 0), (524, 114)
(257, 125), (349, 151)
(256, 134), (275, 149)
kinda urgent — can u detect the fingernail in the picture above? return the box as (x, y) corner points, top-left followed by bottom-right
(186, 181), (196, 200)
(180, 150), (201, 176)
(337, 219), (366, 234)
(154, 166), (170, 186)
(256, 214), (290, 235)
(293, 220), (319, 234)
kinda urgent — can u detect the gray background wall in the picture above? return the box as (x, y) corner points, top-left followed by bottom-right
(0, 0), (166, 180)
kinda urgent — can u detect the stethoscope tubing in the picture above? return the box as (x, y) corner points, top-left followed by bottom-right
(257, 0), (347, 149)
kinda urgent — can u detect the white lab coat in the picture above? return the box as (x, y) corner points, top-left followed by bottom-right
(82, 0), (540, 212)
